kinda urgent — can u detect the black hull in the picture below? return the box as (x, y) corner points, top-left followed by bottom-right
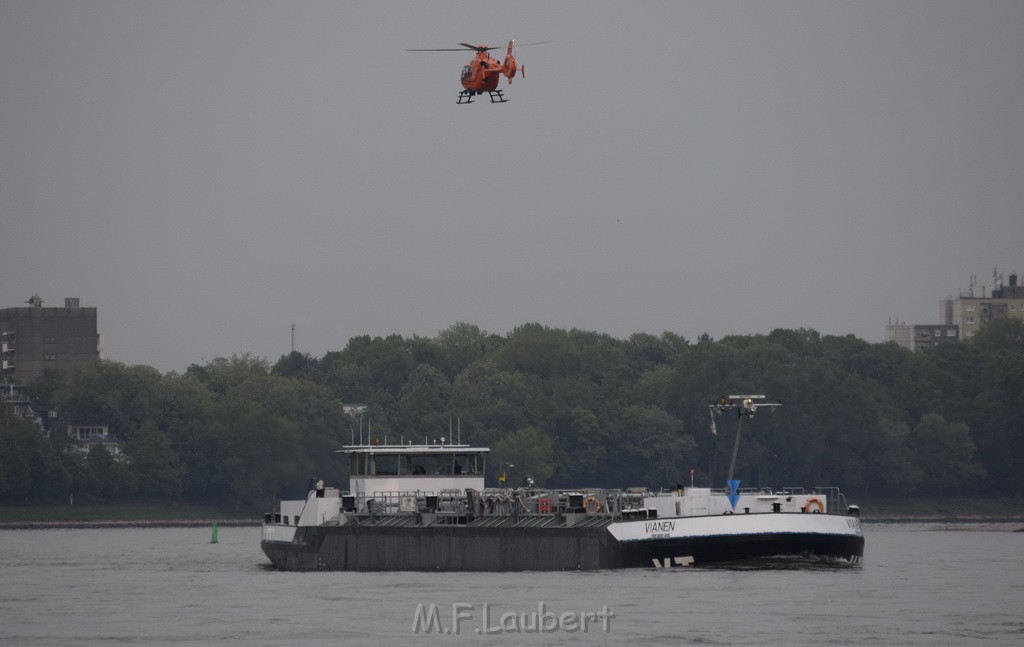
(261, 524), (864, 572)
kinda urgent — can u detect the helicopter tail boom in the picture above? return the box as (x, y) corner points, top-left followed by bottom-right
(501, 39), (518, 83)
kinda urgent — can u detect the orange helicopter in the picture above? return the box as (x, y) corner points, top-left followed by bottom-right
(407, 40), (550, 104)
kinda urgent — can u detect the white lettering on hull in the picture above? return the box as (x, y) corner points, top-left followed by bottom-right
(650, 555), (695, 568)
(644, 520), (675, 539)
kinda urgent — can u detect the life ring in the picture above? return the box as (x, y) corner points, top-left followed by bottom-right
(803, 497), (824, 513)
(583, 496), (602, 514)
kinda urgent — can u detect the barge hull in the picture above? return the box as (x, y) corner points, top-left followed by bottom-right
(261, 522), (863, 571)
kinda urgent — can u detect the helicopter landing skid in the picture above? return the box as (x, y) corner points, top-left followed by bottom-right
(456, 89), (508, 104)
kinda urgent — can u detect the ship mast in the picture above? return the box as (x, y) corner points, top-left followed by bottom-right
(709, 395), (781, 483)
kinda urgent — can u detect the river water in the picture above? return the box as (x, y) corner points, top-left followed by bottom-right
(1, 522), (1021, 646)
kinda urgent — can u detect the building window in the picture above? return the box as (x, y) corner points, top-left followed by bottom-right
(967, 317), (975, 324)
(70, 426), (108, 440)
(933, 329), (941, 336)
(946, 329), (956, 337)
(966, 305), (976, 312)
(44, 354), (56, 361)
(43, 336), (56, 343)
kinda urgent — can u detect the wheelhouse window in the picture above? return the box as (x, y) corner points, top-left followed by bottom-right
(408, 454), (458, 475)
(453, 453), (483, 475)
(350, 453), (399, 475)
(350, 451), (486, 476)
(372, 454), (400, 475)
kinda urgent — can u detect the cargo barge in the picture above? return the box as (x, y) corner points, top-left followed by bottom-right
(261, 396), (864, 570)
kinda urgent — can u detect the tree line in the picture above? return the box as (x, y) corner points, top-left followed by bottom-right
(1, 319), (1021, 509)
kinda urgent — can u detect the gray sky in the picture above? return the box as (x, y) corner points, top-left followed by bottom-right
(2, 1), (1022, 373)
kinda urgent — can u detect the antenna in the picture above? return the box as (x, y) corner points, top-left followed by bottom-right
(291, 323), (295, 353)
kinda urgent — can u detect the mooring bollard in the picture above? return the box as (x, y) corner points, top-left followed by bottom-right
(211, 522), (219, 544)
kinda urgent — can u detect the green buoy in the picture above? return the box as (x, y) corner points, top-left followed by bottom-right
(211, 522), (219, 544)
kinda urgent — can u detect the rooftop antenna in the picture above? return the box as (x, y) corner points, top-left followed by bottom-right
(291, 323), (295, 353)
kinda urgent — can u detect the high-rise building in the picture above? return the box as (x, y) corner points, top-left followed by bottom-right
(0, 294), (101, 384)
(942, 272), (1024, 340)
(884, 320), (959, 351)
(886, 269), (1022, 350)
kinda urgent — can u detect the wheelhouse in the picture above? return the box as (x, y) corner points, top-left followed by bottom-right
(340, 441), (488, 497)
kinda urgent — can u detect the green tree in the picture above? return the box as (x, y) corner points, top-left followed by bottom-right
(617, 405), (695, 488)
(206, 393), (302, 509)
(435, 322), (502, 379)
(186, 353), (271, 397)
(14, 321), (1021, 504)
(271, 351), (319, 380)
(126, 421), (184, 498)
(51, 361), (165, 441)
(62, 452), (98, 501)
(495, 324), (580, 379)
(909, 413), (985, 494)
(559, 406), (610, 484)
(0, 409), (69, 502)
(449, 361), (543, 444)
(969, 319), (1024, 495)
(232, 373), (348, 490)
(332, 334), (415, 402)
(398, 365), (452, 441)
(86, 444), (134, 498)
(492, 426), (556, 487)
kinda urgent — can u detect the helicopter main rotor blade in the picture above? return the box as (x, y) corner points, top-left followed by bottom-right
(508, 40), (553, 48)
(458, 43), (497, 51)
(406, 41), (551, 53)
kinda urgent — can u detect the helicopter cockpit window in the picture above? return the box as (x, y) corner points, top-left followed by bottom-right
(461, 65), (472, 80)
